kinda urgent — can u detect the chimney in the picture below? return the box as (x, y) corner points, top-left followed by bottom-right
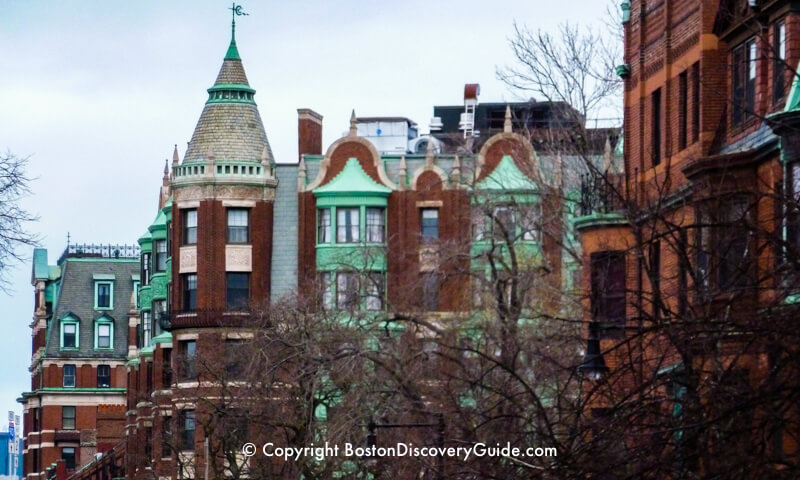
(297, 108), (323, 163)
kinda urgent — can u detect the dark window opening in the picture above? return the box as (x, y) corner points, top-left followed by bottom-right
(97, 364), (111, 388)
(652, 88), (662, 166)
(62, 447), (76, 470)
(732, 38), (756, 125)
(679, 71), (688, 150)
(226, 272), (249, 309)
(162, 348), (172, 387)
(774, 21), (787, 102)
(590, 251), (626, 335)
(180, 410), (195, 451)
(178, 340), (197, 380)
(155, 240), (167, 272)
(183, 274), (197, 311)
(691, 62), (700, 143)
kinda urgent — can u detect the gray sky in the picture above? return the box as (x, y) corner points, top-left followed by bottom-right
(0, 1), (614, 421)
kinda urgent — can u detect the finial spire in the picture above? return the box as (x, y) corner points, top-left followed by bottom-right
(425, 137), (435, 167)
(225, 3), (248, 60)
(349, 110), (357, 136)
(503, 105), (512, 133)
(172, 144), (180, 167)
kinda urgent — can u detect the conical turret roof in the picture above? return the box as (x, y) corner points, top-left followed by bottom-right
(183, 25), (273, 164)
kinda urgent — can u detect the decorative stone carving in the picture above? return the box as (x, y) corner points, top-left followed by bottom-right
(419, 246), (440, 272)
(180, 246), (197, 273)
(225, 245), (252, 272)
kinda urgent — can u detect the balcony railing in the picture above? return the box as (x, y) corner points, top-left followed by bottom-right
(170, 309), (252, 329)
(58, 243), (140, 264)
(578, 172), (625, 217)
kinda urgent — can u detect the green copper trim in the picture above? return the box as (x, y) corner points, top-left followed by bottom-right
(476, 155), (538, 191)
(316, 245), (387, 271)
(206, 84), (256, 104)
(33, 387), (126, 394)
(784, 59), (800, 113)
(313, 158), (392, 197)
(573, 212), (628, 230)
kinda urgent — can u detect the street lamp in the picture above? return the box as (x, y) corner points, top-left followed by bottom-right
(578, 321), (608, 380)
(363, 414), (445, 480)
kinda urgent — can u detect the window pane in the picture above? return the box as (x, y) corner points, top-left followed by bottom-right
(184, 274), (197, 311)
(63, 365), (76, 388)
(97, 364), (110, 388)
(98, 324), (111, 348)
(181, 410), (195, 451)
(337, 272), (359, 310)
(62, 406), (76, 430)
(421, 208), (439, 242)
(227, 209), (249, 243)
(155, 240), (167, 272)
(226, 273), (249, 309)
(366, 272), (385, 311)
(366, 208), (385, 243)
(64, 323), (77, 348)
(521, 204), (540, 241)
(184, 210), (197, 245)
(319, 272), (333, 309)
(62, 447), (76, 469)
(337, 208), (360, 243)
(180, 341), (196, 380)
(318, 209), (331, 244)
(97, 283), (111, 308)
(422, 273), (439, 311)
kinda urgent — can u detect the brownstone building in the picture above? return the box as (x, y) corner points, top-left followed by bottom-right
(575, 0), (800, 476)
(20, 245), (139, 479)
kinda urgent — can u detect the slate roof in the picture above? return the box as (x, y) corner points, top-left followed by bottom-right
(183, 43), (273, 163)
(46, 258), (139, 359)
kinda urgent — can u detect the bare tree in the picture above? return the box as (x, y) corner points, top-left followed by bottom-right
(0, 151), (38, 288)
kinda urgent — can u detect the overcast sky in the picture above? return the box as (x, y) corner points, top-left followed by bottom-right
(0, 1), (615, 423)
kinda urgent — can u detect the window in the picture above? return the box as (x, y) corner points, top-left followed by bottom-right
(691, 62), (700, 143)
(97, 364), (111, 388)
(473, 211), (487, 241)
(337, 207), (360, 243)
(225, 340), (246, 378)
(94, 281), (113, 310)
(62, 406), (76, 430)
(492, 206), (517, 241)
(590, 251), (626, 335)
(153, 300), (166, 337)
(422, 273), (440, 311)
(648, 241), (661, 320)
(317, 209), (331, 244)
(161, 415), (172, 458)
(226, 272), (249, 309)
(366, 207), (385, 243)
(183, 274), (197, 311)
(774, 21), (787, 102)
(61, 321), (78, 349)
(183, 209), (197, 245)
(521, 204), (541, 241)
(365, 272), (385, 311)
(732, 38), (756, 125)
(61, 447), (76, 470)
(162, 348), (172, 387)
(677, 229), (689, 317)
(421, 208), (439, 242)
(227, 208), (249, 243)
(652, 88), (662, 166)
(145, 426), (153, 460)
(141, 253), (151, 286)
(63, 364), (76, 388)
(155, 240), (167, 272)
(141, 311), (152, 347)
(337, 272), (359, 310)
(788, 163), (800, 261)
(95, 321), (113, 349)
(697, 196), (750, 291)
(179, 340), (197, 380)
(179, 410), (195, 451)
(679, 70), (688, 150)
(133, 280), (140, 310)
(319, 272), (333, 309)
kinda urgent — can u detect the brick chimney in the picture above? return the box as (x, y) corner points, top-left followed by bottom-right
(297, 108), (323, 162)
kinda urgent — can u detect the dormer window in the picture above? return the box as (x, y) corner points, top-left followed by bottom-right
(60, 317), (79, 349)
(94, 318), (113, 349)
(94, 280), (113, 310)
